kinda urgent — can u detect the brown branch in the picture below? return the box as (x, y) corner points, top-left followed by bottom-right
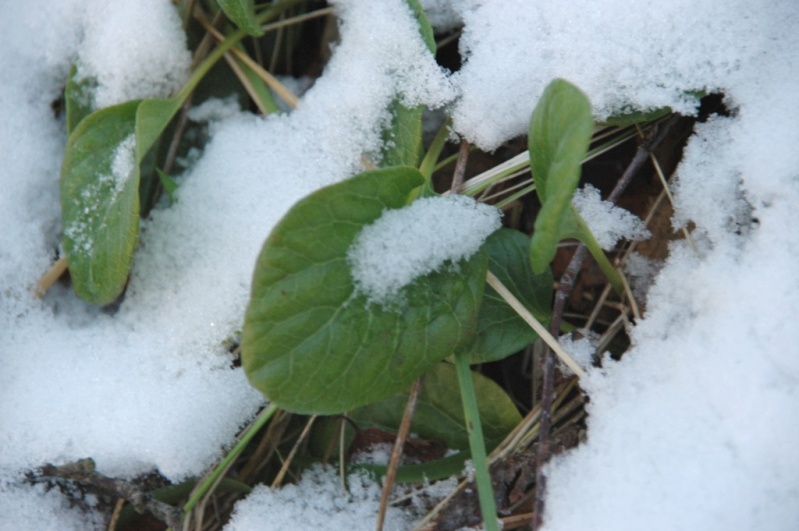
(450, 139), (471, 194)
(36, 459), (183, 529)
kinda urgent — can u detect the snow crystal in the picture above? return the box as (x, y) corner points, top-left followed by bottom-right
(623, 252), (662, 303)
(187, 96), (242, 123)
(110, 134), (136, 194)
(224, 465), (414, 531)
(557, 334), (595, 375)
(0, 481), (104, 531)
(348, 195), (501, 304)
(76, 0), (190, 109)
(572, 184), (649, 250)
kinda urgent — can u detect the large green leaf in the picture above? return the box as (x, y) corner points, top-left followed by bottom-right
(528, 79), (594, 273)
(217, 0), (264, 36)
(60, 98), (181, 305)
(466, 229), (553, 364)
(241, 167), (488, 414)
(349, 361), (521, 451)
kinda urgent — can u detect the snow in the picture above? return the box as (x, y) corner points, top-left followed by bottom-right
(75, 0), (190, 108)
(224, 465), (414, 531)
(348, 195), (501, 304)
(0, 481), (104, 531)
(572, 184), (649, 250)
(1, 0), (798, 529)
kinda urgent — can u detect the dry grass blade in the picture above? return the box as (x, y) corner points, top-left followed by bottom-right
(376, 376), (424, 531)
(34, 256), (68, 297)
(486, 270), (586, 379)
(271, 414), (317, 488)
(195, 14), (298, 109)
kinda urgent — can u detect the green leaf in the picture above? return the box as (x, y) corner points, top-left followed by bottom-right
(135, 98), (181, 158)
(381, 100), (425, 168)
(354, 451), (470, 483)
(466, 229), (553, 364)
(156, 168), (179, 203)
(349, 361), (521, 451)
(241, 167), (488, 414)
(528, 79), (594, 273)
(60, 101), (141, 305)
(217, 0), (264, 37)
(61, 98), (181, 305)
(64, 64), (95, 134)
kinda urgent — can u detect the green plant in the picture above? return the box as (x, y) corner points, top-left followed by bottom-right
(59, 0), (304, 305)
(239, 77), (625, 531)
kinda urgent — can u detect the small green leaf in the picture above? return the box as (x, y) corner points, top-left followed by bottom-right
(355, 452), (471, 483)
(156, 168), (179, 203)
(528, 79), (594, 273)
(241, 167), (487, 414)
(61, 98), (181, 305)
(466, 229), (553, 364)
(349, 361), (521, 451)
(61, 101), (141, 305)
(381, 100), (425, 168)
(64, 65), (95, 134)
(217, 0), (264, 37)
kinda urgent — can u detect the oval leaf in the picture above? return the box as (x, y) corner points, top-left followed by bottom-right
(61, 96), (180, 305)
(218, 0), (264, 37)
(528, 79), (593, 273)
(466, 229), (553, 364)
(61, 101), (142, 305)
(241, 167), (488, 414)
(349, 361), (522, 451)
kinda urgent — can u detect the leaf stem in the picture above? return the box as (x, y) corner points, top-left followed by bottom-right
(454, 352), (499, 531)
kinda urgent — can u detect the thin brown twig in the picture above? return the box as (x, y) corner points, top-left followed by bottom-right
(376, 376), (425, 531)
(450, 139), (470, 194)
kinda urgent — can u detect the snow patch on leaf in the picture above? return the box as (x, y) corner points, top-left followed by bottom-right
(348, 195), (501, 304)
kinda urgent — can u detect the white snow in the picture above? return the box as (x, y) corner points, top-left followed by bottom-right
(348, 195), (501, 304)
(572, 184), (650, 250)
(1, 0), (798, 529)
(76, 0), (191, 109)
(224, 465), (413, 531)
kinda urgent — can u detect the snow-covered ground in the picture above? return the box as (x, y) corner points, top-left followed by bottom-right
(1, 0), (797, 529)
